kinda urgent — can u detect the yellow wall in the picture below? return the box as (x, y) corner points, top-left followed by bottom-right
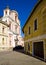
(24, 0), (46, 41)
(44, 39), (46, 60)
(24, 41), (32, 54)
(23, 0), (46, 60)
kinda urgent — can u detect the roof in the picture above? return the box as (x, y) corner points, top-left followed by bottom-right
(0, 20), (9, 27)
(11, 10), (18, 15)
(22, 0), (43, 32)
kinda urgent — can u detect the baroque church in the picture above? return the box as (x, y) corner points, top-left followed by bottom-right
(0, 6), (24, 51)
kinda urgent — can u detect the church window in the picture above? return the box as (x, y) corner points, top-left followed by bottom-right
(2, 38), (4, 45)
(9, 22), (11, 30)
(5, 11), (7, 15)
(2, 26), (5, 33)
(15, 16), (17, 21)
(15, 25), (17, 32)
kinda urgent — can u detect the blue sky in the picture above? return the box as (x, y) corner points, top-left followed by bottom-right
(0, 0), (38, 36)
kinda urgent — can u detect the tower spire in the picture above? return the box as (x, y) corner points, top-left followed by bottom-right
(6, 6), (9, 9)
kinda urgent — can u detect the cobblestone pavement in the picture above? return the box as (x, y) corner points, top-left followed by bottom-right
(0, 51), (46, 65)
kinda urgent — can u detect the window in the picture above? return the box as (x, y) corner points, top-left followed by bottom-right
(9, 12), (11, 15)
(10, 40), (11, 46)
(15, 16), (17, 21)
(28, 27), (31, 34)
(9, 22), (11, 30)
(15, 25), (17, 32)
(2, 26), (5, 33)
(6, 20), (7, 22)
(2, 38), (4, 45)
(9, 34), (12, 46)
(28, 43), (30, 51)
(34, 19), (37, 31)
(25, 31), (27, 36)
(5, 11), (7, 15)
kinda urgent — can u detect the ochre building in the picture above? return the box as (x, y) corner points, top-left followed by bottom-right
(22, 0), (46, 61)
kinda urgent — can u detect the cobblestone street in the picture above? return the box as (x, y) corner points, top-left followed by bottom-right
(0, 51), (46, 65)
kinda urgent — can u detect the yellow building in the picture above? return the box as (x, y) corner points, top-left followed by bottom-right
(22, 0), (46, 61)
(0, 20), (9, 51)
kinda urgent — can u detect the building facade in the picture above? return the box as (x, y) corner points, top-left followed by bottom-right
(0, 20), (9, 51)
(0, 7), (24, 51)
(22, 0), (46, 61)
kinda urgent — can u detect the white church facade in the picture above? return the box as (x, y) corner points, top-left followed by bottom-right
(0, 7), (24, 51)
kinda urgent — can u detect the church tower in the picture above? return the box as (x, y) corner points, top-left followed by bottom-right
(3, 6), (10, 16)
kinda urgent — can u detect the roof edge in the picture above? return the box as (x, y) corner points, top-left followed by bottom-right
(22, 0), (42, 33)
(0, 20), (9, 27)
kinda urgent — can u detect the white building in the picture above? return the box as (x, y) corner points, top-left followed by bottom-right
(0, 6), (24, 51)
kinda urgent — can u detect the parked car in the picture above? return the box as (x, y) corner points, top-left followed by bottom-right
(13, 45), (24, 51)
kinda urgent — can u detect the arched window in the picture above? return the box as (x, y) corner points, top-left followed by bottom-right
(15, 15), (17, 22)
(2, 38), (4, 45)
(5, 11), (7, 15)
(2, 26), (5, 33)
(9, 22), (11, 30)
